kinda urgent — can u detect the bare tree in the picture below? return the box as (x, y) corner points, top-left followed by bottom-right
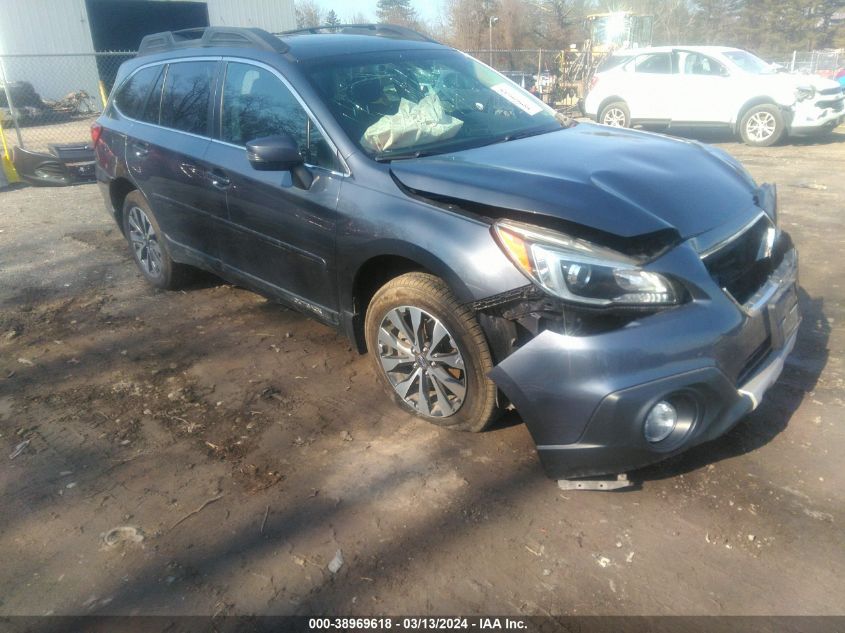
(295, 0), (324, 28)
(445, 0), (498, 50)
(347, 11), (372, 24)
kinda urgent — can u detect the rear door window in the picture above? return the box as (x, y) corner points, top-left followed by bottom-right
(683, 53), (726, 76)
(160, 61), (215, 136)
(114, 65), (162, 120)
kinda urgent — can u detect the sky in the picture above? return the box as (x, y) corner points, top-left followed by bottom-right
(312, 0), (444, 25)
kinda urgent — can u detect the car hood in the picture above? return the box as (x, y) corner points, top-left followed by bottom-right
(750, 72), (841, 92)
(390, 123), (760, 242)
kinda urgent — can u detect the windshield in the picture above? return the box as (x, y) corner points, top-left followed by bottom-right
(597, 54), (633, 72)
(306, 49), (565, 160)
(722, 50), (773, 74)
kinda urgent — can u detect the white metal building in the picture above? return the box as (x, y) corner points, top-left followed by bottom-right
(0, 0), (295, 100)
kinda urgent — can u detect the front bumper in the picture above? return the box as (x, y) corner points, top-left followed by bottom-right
(489, 247), (800, 479)
(12, 143), (96, 186)
(789, 98), (845, 133)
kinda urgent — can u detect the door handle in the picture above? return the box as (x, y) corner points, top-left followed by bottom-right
(209, 169), (231, 190)
(132, 142), (150, 158)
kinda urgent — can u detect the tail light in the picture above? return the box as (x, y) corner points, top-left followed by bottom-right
(90, 122), (103, 145)
(589, 75), (600, 92)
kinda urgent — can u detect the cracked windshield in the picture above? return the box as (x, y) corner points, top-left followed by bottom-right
(307, 50), (565, 159)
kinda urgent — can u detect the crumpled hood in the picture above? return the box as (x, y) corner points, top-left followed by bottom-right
(758, 72), (841, 92)
(738, 72), (842, 102)
(390, 123), (761, 240)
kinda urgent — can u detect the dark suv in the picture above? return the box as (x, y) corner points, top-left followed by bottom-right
(93, 25), (800, 481)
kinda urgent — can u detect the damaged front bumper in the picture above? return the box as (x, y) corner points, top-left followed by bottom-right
(488, 247), (801, 480)
(12, 143), (96, 186)
(789, 95), (845, 133)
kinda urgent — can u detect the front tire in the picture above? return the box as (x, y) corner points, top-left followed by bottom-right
(364, 273), (497, 432)
(740, 104), (785, 147)
(598, 101), (631, 128)
(122, 191), (193, 290)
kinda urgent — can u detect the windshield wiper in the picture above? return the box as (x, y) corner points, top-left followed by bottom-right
(501, 126), (561, 143)
(375, 148), (446, 162)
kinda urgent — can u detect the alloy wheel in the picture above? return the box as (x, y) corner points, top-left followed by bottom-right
(602, 107), (627, 127)
(377, 306), (467, 417)
(746, 111), (776, 143)
(127, 206), (163, 278)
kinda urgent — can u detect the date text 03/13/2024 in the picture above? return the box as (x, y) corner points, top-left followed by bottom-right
(308, 617), (528, 630)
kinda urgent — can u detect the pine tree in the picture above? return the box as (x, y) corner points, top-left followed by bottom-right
(377, 0), (419, 28)
(326, 9), (341, 28)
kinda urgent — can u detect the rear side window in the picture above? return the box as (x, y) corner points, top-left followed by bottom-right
(160, 61), (215, 135)
(634, 53), (673, 74)
(114, 65), (162, 120)
(140, 66), (165, 124)
(221, 62), (339, 170)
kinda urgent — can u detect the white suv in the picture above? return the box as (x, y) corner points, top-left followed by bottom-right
(584, 46), (845, 146)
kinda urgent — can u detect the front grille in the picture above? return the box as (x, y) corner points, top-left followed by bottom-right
(702, 215), (785, 306)
(817, 98), (844, 111)
(819, 87), (843, 96)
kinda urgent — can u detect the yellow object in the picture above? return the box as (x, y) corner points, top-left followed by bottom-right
(98, 80), (109, 109)
(0, 115), (20, 183)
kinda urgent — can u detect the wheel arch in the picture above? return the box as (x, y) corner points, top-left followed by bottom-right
(109, 177), (138, 235)
(734, 97), (791, 133)
(596, 96), (628, 120)
(345, 247), (473, 353)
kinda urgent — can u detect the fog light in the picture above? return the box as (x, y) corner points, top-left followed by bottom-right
(644, 401), (678, 443)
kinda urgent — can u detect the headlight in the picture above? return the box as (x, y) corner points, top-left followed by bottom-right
(494, 221), (679, 306)
(795, 86), (815, 101)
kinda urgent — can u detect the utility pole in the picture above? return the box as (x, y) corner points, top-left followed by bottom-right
(488, 15), (498, 67)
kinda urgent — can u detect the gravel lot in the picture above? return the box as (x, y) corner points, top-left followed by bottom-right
(1, 126), (844, 617)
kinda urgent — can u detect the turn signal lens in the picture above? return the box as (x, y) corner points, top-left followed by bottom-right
(497, 226), (531, 272)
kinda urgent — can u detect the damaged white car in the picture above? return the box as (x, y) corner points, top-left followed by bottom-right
(585, 46), (845, 146)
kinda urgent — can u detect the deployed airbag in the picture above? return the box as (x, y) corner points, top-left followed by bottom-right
(361, 93), (463, 153)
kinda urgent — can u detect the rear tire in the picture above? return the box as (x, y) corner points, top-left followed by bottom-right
(598, 101), (631, 128)
(122, 191), (193, 290)
(364, 272), (498, 432)
(740, 104), (785, 147)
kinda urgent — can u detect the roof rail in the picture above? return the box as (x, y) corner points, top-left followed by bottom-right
(138, 27), (288, 57)
(276, 23), (437, 43)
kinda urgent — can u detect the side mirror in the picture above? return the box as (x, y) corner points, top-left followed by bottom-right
(246, 134), (303, 171)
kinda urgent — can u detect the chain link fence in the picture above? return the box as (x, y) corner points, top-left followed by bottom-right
(0, 52), (134, 152)
(770, 49), (844, 76)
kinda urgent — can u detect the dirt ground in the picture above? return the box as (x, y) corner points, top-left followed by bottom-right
(1, 126), (844, 618)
